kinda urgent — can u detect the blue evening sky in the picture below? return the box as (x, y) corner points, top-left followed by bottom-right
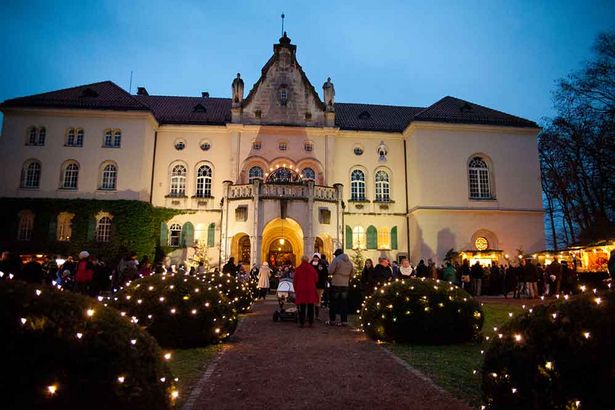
(1, 0), (614, 127)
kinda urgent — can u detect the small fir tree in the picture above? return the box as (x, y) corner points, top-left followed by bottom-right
(187, 239), (210, 271)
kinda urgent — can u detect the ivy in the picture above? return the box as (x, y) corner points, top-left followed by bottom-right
(0, 198), (183, 261)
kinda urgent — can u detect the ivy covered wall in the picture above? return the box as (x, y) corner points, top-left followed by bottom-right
(0, 198), (182, 261)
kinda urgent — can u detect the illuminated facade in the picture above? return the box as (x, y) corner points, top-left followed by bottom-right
(0, 34), (545, 266)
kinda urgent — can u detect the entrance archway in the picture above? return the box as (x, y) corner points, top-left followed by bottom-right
(261, 218), (304, 267)
(230, 232), (250, 266)
(315, 233), (333, 262)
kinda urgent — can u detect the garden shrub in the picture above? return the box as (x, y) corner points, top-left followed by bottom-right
(360, 278), (483, 344)
(112, 273), (237, 348)
(348, 272), (365, 313)
(0, 280), (176, 410)
(481, 291), (615, 410)
(198, 272), (254, 313)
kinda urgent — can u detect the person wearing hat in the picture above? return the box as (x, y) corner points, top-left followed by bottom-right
(75, 251), (94, 295)
(311, 252), (329, 320)
(327, 248), (354, 326)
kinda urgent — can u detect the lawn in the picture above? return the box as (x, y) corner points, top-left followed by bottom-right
(387, 302), (524, 407)
(168, 344), (223, 405)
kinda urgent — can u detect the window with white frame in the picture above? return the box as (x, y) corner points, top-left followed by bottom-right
(468, 157), (492, 199)
(21, 160), (41, 188)
(377, 227), (390, 249)
(248, 166), (263, 183)
(57, 212), (74, 241)
(104, 129), (113, 147)
(375, 170), (390, 201)
(62, 162), (79, 189)
(169, 223), (182, 247)
(350, 169), (366, 200)
(66, 128), (84, 147)
(37, 127), (46, 145)
(26, 126), (45, 146)
(100, 163), (117, 190)
(28, 127), (37, 145)
(103, 129), (121, 147)
(196, 165), (212, 197)
(169, 164), (187, 196)
(95, 216), (112, 242)
(113, 130), (121, 147)
(352, 226), (366, 249)
(76, 128), (84, 146)
(17, 210), (34, 241)
(66, 128), (75, 146)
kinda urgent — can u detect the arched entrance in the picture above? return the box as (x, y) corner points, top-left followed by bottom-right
(315, 234), (333, 262)
(230, 232), (250, 266)
(261, 218), (304, 267)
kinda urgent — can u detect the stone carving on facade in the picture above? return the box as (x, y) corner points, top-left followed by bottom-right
(377, 140), (388, 161)
(232, 73), (244, 108)
(323, 77), (335, 111)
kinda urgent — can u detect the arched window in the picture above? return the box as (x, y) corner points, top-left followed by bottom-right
(352, 226), (366, 249)
(113, 130), (121, 147)
(248, 166), (263, 183)
(62, 161), (79, 189)
(375, 170), (390, 201)
(169, 223), (182, 247)
(196, 165), (212, 198)
(366, 225), (377, 249)
(37, 127), (46, 145)
(28, 127), (37, 145)
(302, 167), (315, 180)
(350, 169), (366, 200)
(104, 129), (113, 147)
(21, 160), (41, 188)
(17, 210), (34, 241)
(378, 227), (390, 249)
(169, 164), (187, 196)
(100, 163), (117, 190)
(66, 128), (75, 146)
(76, 128), (84, 146)
(207, 223), (215, 247)
(57, 212), (74, 241)
(95, 216), (112, 242)
(468, 156), (492, 199)
(390, 226), (398, 250)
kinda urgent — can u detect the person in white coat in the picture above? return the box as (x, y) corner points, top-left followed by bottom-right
(257, 262), (272, 299)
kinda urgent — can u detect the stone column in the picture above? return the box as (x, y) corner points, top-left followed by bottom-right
(333, 183), (344, 250)
(304, 180), (315, 256)
(220, 180), (233, 263)
(251, 178), (261, 266)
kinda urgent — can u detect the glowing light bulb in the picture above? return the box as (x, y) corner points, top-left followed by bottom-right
(583, 331), (591, 339)
(76, 332), (83, 339)
(86, 309), (95, 317)
(514, 334), (522, 342)
(117, 376), (125, 383)
(20, 318), (27, 325)
(130, 339), (137, 345)
(545, 361), (553, 370)
(35, 289), (42, 296)
(47, 384), (58, 395)
(160, 377), (166, 382)
(164, 353), (172, 360)
(171, 390), (179, 400)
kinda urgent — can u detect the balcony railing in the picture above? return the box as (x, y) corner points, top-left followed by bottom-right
(227, 183), (339, 201)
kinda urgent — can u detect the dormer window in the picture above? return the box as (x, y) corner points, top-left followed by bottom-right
(193, 103), (207, 113)
(358, 111), (371, 120)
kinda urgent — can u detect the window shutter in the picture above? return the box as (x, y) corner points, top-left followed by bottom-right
(86, 216), (96, 241)
(345, 225), (353, 249)
(207, 223), (215, 247)
(366, 226), (377, 249)
(181, 222), (194, 247)
(391, 226), (398, 250)
(48, 217), (58, 241)
(160, 222), (169, 246)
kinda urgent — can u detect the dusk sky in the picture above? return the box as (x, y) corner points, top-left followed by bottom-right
(1, 0), (614, 127)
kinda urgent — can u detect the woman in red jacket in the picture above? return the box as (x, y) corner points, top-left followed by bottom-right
(293, 255), (319, 327)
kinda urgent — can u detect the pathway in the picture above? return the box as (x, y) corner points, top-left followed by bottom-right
(185, 298), (470, 410)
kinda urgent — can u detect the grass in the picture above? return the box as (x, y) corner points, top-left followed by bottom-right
(168, 344), (223, 405)
(387, 303), (525, 407)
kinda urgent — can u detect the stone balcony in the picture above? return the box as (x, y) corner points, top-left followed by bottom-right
(227, 182), (340, 202)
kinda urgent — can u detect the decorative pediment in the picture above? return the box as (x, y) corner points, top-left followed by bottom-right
(237, 33), (330, 127)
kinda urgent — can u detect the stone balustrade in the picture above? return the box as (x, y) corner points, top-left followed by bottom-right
(227, 183), (339, 201)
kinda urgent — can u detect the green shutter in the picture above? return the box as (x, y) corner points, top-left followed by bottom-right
(181, 222), (194, 247)
(345, 225), (353, 249)
(207, 223), (215, 247)
(86, 216), (96, 241)
(160, 222), (169, 246)
(391, 226), (398, 250)
(48, 216), (58, 241)
(367, 225), (377, 249)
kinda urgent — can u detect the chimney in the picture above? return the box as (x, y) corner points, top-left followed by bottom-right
(202, 92), (209, 98)
(136, 87), (149, 96)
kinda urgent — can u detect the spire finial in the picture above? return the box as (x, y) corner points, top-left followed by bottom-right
(281, 13), (285, 37)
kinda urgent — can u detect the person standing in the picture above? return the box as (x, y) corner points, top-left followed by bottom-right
(361, 258), (375, 289)
(524, 259), (539, 298)
(20, 256), (43, 284)
(399, 258), (414, 279)
(311, 253), (328, 320)
(546, 259), (563, 295)
(75, 251), (94, 295)
(470, 261), (484, 296)
(442, 262), (458, 284)
(294, 255), (319, 327)
(372, 256), (393, 287)
(327, 249), (354, 326)
(222, 257), (237, 276)
(257, 262), (271, 300)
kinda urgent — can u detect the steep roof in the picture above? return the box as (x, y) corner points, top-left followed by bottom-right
(0, 81), (149, 112)
(1, 82), (538, 131)
(413, 96), (538, 128)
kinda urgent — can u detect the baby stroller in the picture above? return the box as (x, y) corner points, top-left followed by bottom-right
(273, 278), (297, 322)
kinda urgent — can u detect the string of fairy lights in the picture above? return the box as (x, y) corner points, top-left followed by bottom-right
(3, 268), (258, 405)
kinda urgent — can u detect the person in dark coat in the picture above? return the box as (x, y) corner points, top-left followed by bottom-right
(416, 259), (429, 278)
(523, 259), (538, 298)
(21, 257), (43, 284)
(361, 259), (375, 290)
(222, 257), (238, 276)
(311, 253), (329, 320)
(371, 257), (393, 287)
(470, 262), (484, 296)
(293, 255), (319, 327)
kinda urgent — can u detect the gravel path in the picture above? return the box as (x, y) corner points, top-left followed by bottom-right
(188, 298), (470, 410)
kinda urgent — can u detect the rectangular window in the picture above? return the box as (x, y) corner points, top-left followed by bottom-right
(377, 228), (390, 249)
(318, 208), (331, 224)
(235, 206), (248, 222)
